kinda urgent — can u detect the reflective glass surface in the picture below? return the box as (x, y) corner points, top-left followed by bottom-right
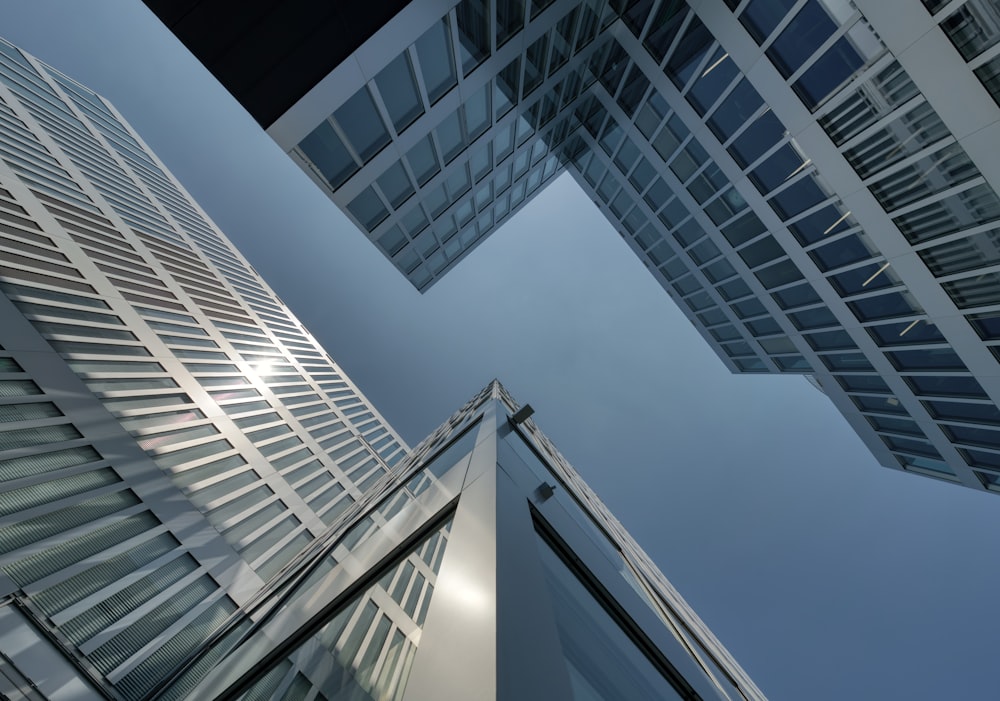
(535, 535), (684, 700)
(416, 19), (458, 103)
(375, 54), (424, 133)
(299, 122), (357, 189)
(334, 88), (390, 162)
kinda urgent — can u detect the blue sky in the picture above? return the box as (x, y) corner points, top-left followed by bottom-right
(6, 3), (1000, 699)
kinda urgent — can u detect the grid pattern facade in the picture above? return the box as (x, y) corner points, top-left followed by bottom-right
(261, 0), (1000, 494)
(0, 37), (409, 700)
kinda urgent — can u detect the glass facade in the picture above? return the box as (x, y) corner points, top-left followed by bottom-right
(157, 381), (766, 701)
(0, 35), (762, 701)
(0, 36), (408, 700)
(255, 0), (1000, 494)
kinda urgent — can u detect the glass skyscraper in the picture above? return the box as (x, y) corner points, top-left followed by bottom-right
(0, 35), (762, 701)
(146, 0), (1000, 494)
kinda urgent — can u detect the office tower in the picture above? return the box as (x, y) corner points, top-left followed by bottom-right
(144, 0), (1000, 494)
(0, 35), (409, 699)
(134, 381), (767, 701)
(0, 36), (762, 701)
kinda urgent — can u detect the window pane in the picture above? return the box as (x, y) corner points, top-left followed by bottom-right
(687, 49), (739, 116)
(347, 187), (389, 232)
(536, 535), (685, 700)
(464, 84), (492, 140)
(828, 261), (900, 297)
(808, 234), (875, 272)
(298, 122), (356, 190)
(456, 0), (491, 74)
(866, 320), (945, 347)
(377, 162), (415, 209)
(905, 375), (988, 399)
(643, 3), (687, 64)
(707, 78), (764, 141)
(766, 1), (837, 78)
(406, 136), (440, 186)
(416, 18), (458, 103)
(924, 399), (1000, 425)
(334, 87), (390, 162)
(524, 34), (549, 95)
(768, 175), (829, 220)
(728, 110), (785, 168)
(886, 348), (967, 372)
(664, 15), (713, 89)
(740, 0), (798, 43)
(496, 0), (525, 46)
(793, 36), (866, 110)
(848, 291), (920, 322)
(375, 53), (424, 133)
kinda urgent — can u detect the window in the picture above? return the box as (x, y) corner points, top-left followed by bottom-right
(377, 162), (415, 209)
(847, 291), (920, 322)
(768, 175), (829, 220)
(334, 87), (390, 162)
(866, 320), (945, 347)
(687, 48), (738, 116)
(787, 306), (838, 330)
(456, 0), (490, 74)
(808, 234), (875, 272)
(347, 187), (389, 232)
(837, 374), (891, 393)
(406, 136), (440, 186)
(664, 15), (713, 89)
(707, 79), (764, 141)
(740, 0), (799, 43)
(749, 144), (805, 194)
(496, 0), (525, 46)
(766, 1), (837, 78)
(298, 121), (356, 189)
(643, 2), (687, 64)
(793, 35), (869, 110)
(828, 261), (900, 297)
(944, 424), (1000, 450)
(728, 111), (785, 168)
(905, 375), (989, 399)
(416, 18), (458, 103)
(788, 205), (855, 245)
(820, 352), (874, 372)
(852, 394), (907, 415)
(375, 53), (424, 133)
(886, 348), (967, 372)
(923, 400), (1000, 425)
(754, 259), (804, 289)
(738, 235), (784, 269)
(771, 282), (822, 309)
(804, 329), (856, 351)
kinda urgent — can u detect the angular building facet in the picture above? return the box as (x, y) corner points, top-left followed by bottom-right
(0, 36), (761, 701)
(148, 381), (767, 701)
(144, 0), (1000, 493)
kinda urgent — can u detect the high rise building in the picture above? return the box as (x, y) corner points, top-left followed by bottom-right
(141, 380), (767, 701)
(145, 0), (1000, 494)
(0, 36), (762, 701)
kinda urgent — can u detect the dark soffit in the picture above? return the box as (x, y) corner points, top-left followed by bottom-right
(142, 0), (411, 128)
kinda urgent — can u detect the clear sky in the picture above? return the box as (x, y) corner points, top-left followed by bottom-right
(5, 3), (1000, 699)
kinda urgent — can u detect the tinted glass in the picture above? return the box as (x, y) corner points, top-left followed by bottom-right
(376, 53), (424, 133)
(766, 1), (836, 77)
(707, 79), (764, 141)
(537, 530), (687, 700)
(335, 87), (390, 162)
(416, 19), (458, 102)
(299, 121), (357, 189)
